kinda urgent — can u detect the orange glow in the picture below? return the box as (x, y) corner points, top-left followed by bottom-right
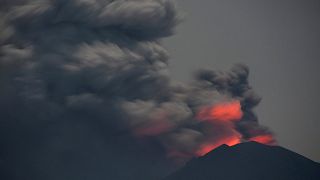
(196, 135), (241, 156)
(249, 134), (276, 145)
(197, 100), (243, 122)
(134, 120), (173, 136)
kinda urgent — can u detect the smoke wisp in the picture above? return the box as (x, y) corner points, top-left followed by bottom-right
(0, 0), (275, 179)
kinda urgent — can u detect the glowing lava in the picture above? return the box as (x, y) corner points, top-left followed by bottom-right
(197, 100), (243, 122)
(195, 100), (244, 156)
(249, 134), (276, 145)
(196, 135), (241, 156)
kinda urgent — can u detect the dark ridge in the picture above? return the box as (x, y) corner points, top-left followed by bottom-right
(163, 142), (320, 180)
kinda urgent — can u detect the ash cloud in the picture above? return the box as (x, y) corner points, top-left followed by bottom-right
(0, 0), (275, 179)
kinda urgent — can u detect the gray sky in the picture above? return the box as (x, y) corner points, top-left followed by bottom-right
(164, 0), (320, 161)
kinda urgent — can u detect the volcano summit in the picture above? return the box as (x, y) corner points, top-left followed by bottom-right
(164, 142), (320, 180)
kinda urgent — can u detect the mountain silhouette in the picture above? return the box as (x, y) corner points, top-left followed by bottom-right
(163, 142), (320, 180)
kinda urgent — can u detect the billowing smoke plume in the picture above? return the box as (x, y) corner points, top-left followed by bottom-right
(0, 0), (275, 179)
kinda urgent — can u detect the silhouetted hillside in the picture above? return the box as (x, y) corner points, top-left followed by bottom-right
(164, 142), (320, 180)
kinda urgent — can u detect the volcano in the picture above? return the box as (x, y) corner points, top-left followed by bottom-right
(163, 142), (320, 180)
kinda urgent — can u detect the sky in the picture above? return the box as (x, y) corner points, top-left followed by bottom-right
(0, 1), (319, 180)
(164, 0), (320, 161)
(0, 1), (276, 179)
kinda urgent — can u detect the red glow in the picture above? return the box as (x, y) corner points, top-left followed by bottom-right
(134, 120), (173, 136)
(196, 135), (241, 156)
(197, 100), (243, 122)
(249, 134), (276, 145)
(194, 100), (244, 156)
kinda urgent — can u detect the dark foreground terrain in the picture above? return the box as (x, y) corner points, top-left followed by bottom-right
(164, 142), (320, 180)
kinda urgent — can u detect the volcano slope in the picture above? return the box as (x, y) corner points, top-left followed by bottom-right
(163, 142), (320, 180)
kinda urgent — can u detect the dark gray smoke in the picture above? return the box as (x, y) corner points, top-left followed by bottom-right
(0, 0), (275, 179)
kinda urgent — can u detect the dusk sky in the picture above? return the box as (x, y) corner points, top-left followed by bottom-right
(0, 0), (319, 180)
(165, 0), (320, 161)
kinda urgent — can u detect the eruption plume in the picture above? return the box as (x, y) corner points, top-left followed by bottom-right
(0, 0), (275, 179)
(197, 100), (243, 122)
(249, 134), (276, 145)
